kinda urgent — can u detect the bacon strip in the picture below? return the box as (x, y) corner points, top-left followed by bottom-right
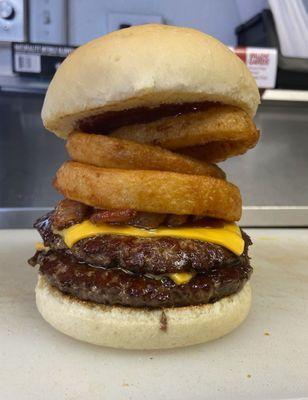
(51, 199), (218, 230)
(128, 212), (166, 229)
(52, 199), (91, 230)
(90, 208), (137, 224)
(165, 214), (188, 227)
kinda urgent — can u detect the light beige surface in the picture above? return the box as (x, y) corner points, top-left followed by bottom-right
(41, 24), (260, 137)
(1, 229), (308, 399)
(36, 277), (251, 350)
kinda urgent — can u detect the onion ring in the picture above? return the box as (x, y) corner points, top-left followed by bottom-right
(54, 161), (242, 221)
(66, 132), (225, 179)
(111, 105), (259, 162)
(179, 131), (259, 163)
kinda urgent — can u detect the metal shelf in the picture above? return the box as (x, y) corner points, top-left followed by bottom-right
(262, 89), (308, 102)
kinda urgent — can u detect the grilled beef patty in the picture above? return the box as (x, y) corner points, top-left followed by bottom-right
(34, 212), (251, 275)
(31, 250), (252, 308)
(29, 209), (253, 308)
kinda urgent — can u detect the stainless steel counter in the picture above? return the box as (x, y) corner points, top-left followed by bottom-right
(224, 100), (308, 226)
(0, 91), (308, 227)
(0, 91), (65, 227)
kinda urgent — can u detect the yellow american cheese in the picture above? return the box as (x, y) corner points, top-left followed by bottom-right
(35, 242), (49, 251)
(61, 220), (244, 256)
(168, 272), (195, 285)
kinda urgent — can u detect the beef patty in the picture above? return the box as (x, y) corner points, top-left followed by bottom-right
(34, 212), (252, 275)
(31, 250), (252, 308)
(29, 209), (253, 308)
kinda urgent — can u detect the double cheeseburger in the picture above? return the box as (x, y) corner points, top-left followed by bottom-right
(28, 24), (260, 349)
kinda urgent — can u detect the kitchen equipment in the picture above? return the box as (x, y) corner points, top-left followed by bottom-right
(29, 0), (67, 45)
(0, 0), (26, 42)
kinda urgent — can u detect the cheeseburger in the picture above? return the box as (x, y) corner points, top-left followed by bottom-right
(28, 24), (260, 349)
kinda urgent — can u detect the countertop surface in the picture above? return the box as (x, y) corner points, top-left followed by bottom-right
(1, 229), (308, 400)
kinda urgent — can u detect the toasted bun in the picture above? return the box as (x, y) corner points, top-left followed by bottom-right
(42, 24), (260, 138)
(36, 275), (251, 349)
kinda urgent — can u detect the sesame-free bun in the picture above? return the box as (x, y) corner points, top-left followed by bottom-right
(42, 24), (260, 138)
(36, 275), (252, 350)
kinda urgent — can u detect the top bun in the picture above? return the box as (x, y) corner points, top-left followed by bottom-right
(42, 24), (260, 138)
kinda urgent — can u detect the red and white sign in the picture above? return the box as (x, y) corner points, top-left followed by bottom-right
(229, 47), (278, 89)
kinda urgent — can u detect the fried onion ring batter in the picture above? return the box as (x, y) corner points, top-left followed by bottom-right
(54, 161), (242, 221)
(66, 132), (225, 179)
(110, 105), (259, 163)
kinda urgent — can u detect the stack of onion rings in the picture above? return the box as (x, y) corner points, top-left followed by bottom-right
(54, 104), (260, 222)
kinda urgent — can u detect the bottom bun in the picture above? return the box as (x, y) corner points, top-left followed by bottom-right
(36, 275), (252, 350)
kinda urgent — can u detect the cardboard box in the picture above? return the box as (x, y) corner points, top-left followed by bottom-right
(230, 47), (278, 88)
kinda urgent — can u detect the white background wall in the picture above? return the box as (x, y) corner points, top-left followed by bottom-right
(235, 0), (268, 23)
(68, 0), (268, 46)
(0, 0), (268, 76)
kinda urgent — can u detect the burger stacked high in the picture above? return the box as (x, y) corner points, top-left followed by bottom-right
(28, 24), (260, 349)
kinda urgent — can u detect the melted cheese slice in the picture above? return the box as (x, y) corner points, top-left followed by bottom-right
(61, 220), (244, 255)
(168, 272), (195, 285)
(35, 242), (45, 251)
(35, 242), (49, 251)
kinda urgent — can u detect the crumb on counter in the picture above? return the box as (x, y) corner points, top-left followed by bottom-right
(264, 331), (270, 336)
(258, 236), (277, 241)
(160, 310), (168, 332)
(246, 374), (252, 378)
